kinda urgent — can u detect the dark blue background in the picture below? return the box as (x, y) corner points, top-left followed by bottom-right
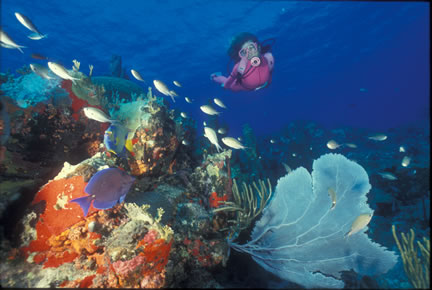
(1, 0), (429, 137)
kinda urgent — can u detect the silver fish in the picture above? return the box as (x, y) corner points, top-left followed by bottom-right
(401, 156), (411, 167)
(346, 213), (373, 237)
(328, 187), (337, 210)
(368, 134), (387, 141)
(214, 98), (226, 109)
(83, 107), (115, 123)
(182, 140), (189, 146)
(15, 12), (43, 34)
(200, 105), (220, 116)
(185, 97), (193, 103)
(131, 69), (144, 81)
(327, 140), (341, 150)
(180, 112), (187, 118)
(222, 137), (246, 150)
(204, 127), (222, 152)
(0, 28), (25, 53)
(378, 172), (397, 180)
(345, 143), (357, 148)
(27, 32), (47, 40)
(173, 80), (182, 87)
(153, 80), (176, 102)
(30, 63), (54, 80)
(270, 139), (276, 144)
(217, 128), (227, 134)
(399, 146), (406, 153)
(48, 62), (80, 83)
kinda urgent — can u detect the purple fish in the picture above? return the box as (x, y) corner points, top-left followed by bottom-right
(70, 168), (135, 216)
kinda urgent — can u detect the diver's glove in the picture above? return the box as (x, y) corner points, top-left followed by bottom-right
(210, 72), (222, 80)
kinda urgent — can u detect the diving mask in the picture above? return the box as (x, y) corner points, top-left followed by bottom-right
(239, 41), (259, 60)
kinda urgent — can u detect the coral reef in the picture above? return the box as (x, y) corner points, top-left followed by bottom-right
(2, 158), (175, 287)
(2, 56), (427, 289)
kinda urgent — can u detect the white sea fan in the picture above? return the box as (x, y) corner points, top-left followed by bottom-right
(230, 153), (398, 288)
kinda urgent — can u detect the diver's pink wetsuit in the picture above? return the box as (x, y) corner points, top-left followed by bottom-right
(212, 52), (274, 91)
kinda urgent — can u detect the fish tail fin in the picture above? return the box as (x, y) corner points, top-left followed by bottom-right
(70, 195), (93, 216)
(170, 94), (176, 103)
(216, 144), (222, 152)
(125, 137), (134, 152)
(17, 46), (25, 54)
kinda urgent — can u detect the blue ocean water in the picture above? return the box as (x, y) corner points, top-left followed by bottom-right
(0, 1), (430, 289)
(1, 0), (429, 137)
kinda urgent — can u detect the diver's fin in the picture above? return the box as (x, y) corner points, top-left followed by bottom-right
(255, 81), (268, 91)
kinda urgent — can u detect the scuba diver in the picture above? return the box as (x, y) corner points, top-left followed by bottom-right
(211, 32), (274, 92)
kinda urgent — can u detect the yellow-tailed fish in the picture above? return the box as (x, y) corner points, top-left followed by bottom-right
(124, 132), (135, 153)
(346, 213), (373, 237)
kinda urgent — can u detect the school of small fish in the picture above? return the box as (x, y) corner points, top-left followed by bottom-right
(1, 11), (418, 222)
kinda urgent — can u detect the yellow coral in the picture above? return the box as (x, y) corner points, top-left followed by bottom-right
(392, 225), (430, 289)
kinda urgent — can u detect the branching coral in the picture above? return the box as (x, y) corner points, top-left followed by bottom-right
(213, 178), (273, 239)
(392, 225), (430, 289)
